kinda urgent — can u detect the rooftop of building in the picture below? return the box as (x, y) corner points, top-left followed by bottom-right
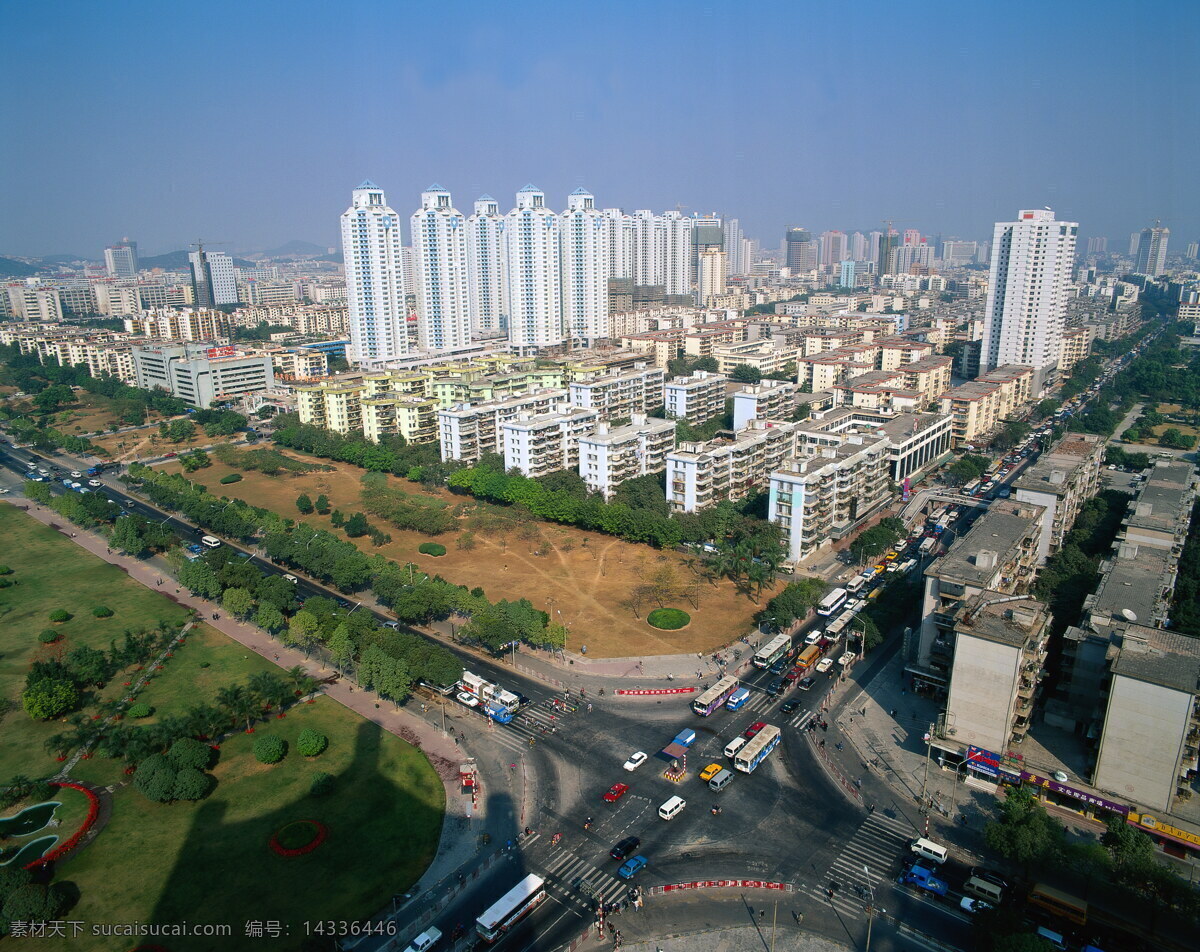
(931, 499), (1044, 586)
(671, 418), (801, 459)
(579, 415), (676, 445)
(1088, 544), (1175, 629)
(503, 405), (599, 429)
(1110, 624), (1200, 694)
(1011, 434), (1103, 495)
(902, 355), (954, 372)
(955, 595), (1048, 649)
(1125, 466), (1197, 533)
(439, 388), (569, 416)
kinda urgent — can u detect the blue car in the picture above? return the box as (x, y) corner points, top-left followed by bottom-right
(617, 855), (647, 880)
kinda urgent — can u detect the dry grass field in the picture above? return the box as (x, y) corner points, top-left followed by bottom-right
(163, 450), (776, 658)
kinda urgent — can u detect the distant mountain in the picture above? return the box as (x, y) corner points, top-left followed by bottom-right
(41, 254), (90, 264)
(140, 250), (254, 271)
(316, 251), (344, 263)
(259, 240), (328, 258)
(0, 257), (45, 279)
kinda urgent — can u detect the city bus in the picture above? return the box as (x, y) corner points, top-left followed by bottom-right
(1027, 883), (1088, 926)
(825, 609), (857, 639)
(460, 670), (521, 724)
(795, 645), (821, 670)
(962, 479), (981, 497)
(692, 676), (740, 716)
(733, 724), (781, 773)
(753, 634), (792, 669)
(476, 874), (547, 942)
(816, 587), (848, 616)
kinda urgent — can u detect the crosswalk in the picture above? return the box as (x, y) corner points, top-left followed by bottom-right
(475, 691), (583, 753)
(795, 811), (915, 921)
(529, 842), (633, 912)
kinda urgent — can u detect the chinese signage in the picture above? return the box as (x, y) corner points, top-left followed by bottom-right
(206, 345), (235, 359)
(966, 745), (1001, 778)
(1021, 771), (1129, 815)
(1128, 813), (1200, 849)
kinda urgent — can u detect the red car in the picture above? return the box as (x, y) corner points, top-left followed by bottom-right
(784, 669), (801, 683)
(744, 721), (766, 739)
(163, 452), (177, 459)
(603, 783), (630, 803)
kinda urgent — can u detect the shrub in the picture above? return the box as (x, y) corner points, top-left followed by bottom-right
(296, 493), (314, 514)
(418, 542), (447, 557)
(127, 702), (153, 718)
(38, 629), (61, 644)
(133, 754), (176, 803)
(296, 728), (328, 757)
(171, 767), (210, 801)
(253, 735), (286, 764)
(0, 565), (11, 575)
(219, 473), (243, 484)
(2, 882), (70, 925)
(49, 609), (71, 623)
(91, 606), (114, 618)
(29, 780), (54, 802)
(22, 679), (79, 720)
(168, 737), (213, 771)
(646, 608), (691, 630)
(309, 772), (335, 797)
(0, 577), (10, 588)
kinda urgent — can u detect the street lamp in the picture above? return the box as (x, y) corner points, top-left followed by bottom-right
(862, 865), (876, 952)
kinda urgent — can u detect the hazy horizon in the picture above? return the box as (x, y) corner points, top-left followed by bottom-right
(3, 0), (1197, 258)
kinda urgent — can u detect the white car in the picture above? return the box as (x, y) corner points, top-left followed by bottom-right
(70, 471), (82, 478)
(456, 691), (480, 708)
(88, 479), (102, 487)
(0, 488), (9, 495)
(282, 574), (299, 584)
(623, 751), (648, 772)
(816, 657), (834, 673)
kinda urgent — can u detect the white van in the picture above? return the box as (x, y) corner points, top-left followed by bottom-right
(910, 837), (948, 865)
(846, 575), (867, 594)
(708, 768), (733, 791)
(658, 795), (686, 820)
(200, 535), (222, 548)
(724, 736), (748, 759)
(963, 876), (1003, 905)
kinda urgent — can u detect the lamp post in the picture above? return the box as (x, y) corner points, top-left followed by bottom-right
(862, 865), (875, 952)
(920, 720), (936, 808)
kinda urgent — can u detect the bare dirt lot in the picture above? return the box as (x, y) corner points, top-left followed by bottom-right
(162, 449), (776, 658)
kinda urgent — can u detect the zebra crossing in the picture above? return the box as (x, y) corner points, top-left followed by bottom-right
(530, 844), (631, 912)
(471, 691), (583, 752)
(796, 811), (915, 920)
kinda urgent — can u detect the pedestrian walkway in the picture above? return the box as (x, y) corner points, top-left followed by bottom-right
(531, 844), (630, 913)
(796, 812), (915, 921)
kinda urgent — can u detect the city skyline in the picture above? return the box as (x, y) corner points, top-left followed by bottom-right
(2, 0), (1198, 257)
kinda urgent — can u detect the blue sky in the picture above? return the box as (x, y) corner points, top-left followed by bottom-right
(3, 0), (1197, 256)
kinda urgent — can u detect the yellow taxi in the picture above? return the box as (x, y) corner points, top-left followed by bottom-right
(885, 551), (899, 561)
(699, 763), (723, 782)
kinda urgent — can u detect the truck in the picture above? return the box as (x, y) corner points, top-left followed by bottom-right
(673, 728), (697, 749)
(918, 537), (936, 557)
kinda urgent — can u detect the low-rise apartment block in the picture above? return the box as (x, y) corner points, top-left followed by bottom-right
(125, 307), (232, 342)
(1012, 433), (1105, 562)
(568, 363), (665, 420)
(938, 364), (1035, 447)
(664, 370), (728, 424)
(1058, 326), (1092, 375)
(131, 342), (275, 408)
(295, 378), (366, 433)
(667, 419), (803, 513)
(438, 389), (569, 463)
(362, 392), (438, 445)
(732, 380), (797, 428)
(502, 405), (600, 478)
(710, 338), (801, 377)
(578, 414), (676, 498)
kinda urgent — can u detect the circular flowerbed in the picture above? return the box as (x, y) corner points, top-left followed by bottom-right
(418, 542), (446, 557)
(647, 608), (691, 630)
(269, 819), (328, 857)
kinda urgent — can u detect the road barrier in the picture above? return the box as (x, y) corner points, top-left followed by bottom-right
(615, 687), (696, 696)
(650, 880), (794, 893)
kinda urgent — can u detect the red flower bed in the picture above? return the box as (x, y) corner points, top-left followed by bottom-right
(269, 820), (328, 857)
(26, 782), (100, 869)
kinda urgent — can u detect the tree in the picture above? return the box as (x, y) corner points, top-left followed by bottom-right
(286, 610), (321, 658)
(344, 512), (370, 537)
(296, 493), (314, 514)
(253, 734), (286, 764)
(178, 559), (222, 599)
(166, 418), (196, 442)
(759, 576), (827, 629)
(110, 515), (146, 556)
(730, 365), (762, 384)
(171, 767), (210, 801)
(297, 728), (328, 757)
(254, 603), (285, 635)
(133, 753), (177, 802)
(181, 448), (210, 472)
(67, 646), (110, 687)
(22, 679), (79, 720)
(1101, 814), (1155, 874)
(167, 737), (213, 771)
(328, 622), (355, 673)
(983, 786), (1065, 877)
(221, 587), (255, 619)
(315, 493), (331, 514)
(216, 684), (255, 732)
(2, 882), (71, 924)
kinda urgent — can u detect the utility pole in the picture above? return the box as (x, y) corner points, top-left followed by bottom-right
(863, 865), (875, 952)
(770, 899), (778, 952)
(920, 720), (935, 806)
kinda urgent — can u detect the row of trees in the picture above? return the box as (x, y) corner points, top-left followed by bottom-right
(270, 415), (447, 485)
(1170, 498), (1200, 637)
(848, 517), (906, 565)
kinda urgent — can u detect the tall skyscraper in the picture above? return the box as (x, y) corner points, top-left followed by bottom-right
(1186, 241), (1199, 261)
(876, 227), (899, 277)
(340, 181), (408, 365)
(104, 239), (138, 279)
(602, 208), (634, 280)
(1086, 236), (1108, 255)
(785, 228), (816, 273)
(724, 218), (747, 275)
(188, 247), (237, 307)
(902, 228), (922, 246)
(1128, 231), (1141, 256)
(410, 186), (471, 352)
(820, 231), (847, 267)
(690, 214), (723, 285)
(838, 260), (856, 289)
(982, 208), (1078, 391)
(504, 185), (562, 351)
(696, 249), (727, 305)
(632, 210), (664, 287)
(1135, 222), (1169, 276)
(663, 211), (694, 296)
(559, 189), (609, 343)
(849, 231), (867, 261)
(466, 196), (507, 334)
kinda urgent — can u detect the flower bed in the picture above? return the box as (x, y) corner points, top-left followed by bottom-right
(25, 782), (100, 869)
(268, 819), (328, 857)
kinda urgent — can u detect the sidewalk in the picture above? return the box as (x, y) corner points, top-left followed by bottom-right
(6, 498), (481, 892)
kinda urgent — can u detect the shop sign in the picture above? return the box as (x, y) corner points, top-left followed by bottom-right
(1021, 771), (1129, 815)
(1128, 813), (1200, 848)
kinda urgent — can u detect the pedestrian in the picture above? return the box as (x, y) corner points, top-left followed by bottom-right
(759, 910), (764, 921)
(889, 709), (897, 718)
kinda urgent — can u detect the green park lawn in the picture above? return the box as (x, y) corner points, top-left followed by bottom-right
(49, 698), (445, 952)
(0, 504), (191, 779)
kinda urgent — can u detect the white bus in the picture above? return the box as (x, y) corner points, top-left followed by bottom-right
(753, 634), (791, 669)
(825, 608), (857, 639)
(816, 587), (848, 616)
(692, 676), (740, 716)
(845, 575), (868, 594)
(476, 874), (547, 942)
(200, 535), (222, 548)
(734, 725), (781, 773)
